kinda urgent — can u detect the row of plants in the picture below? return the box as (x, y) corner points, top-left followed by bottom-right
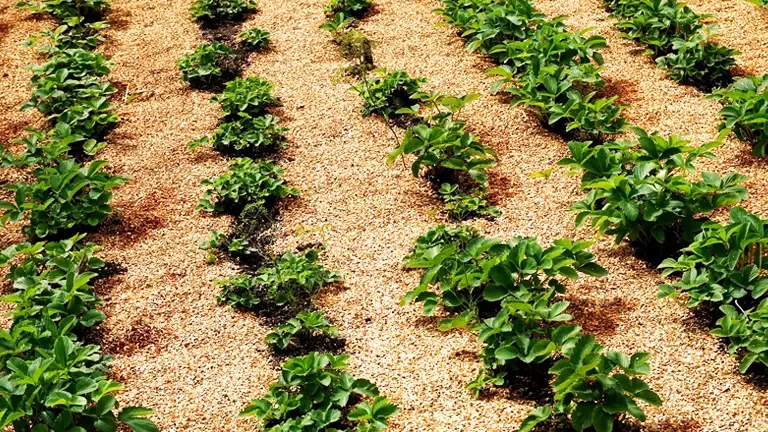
(179, 1), (401, 429)
(438, 0), (627, 144)
(604, 0), (768, 158)
(422, 0), (768, 426)
(0, 0), (159, 430)
(604, 0), (738, 92)
(400, 225), (661, 432)
(350, 69), (501, 220)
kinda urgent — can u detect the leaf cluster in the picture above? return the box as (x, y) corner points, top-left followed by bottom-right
(709, 74), (768, 157)
(178, 42), (235, 87)
(240, 353), (398, 431)
(658, 207), (768, 373)
(605, 0), (738, 91)
(216, 249), (341, 311)
(560, 128), (748, 254)
(265, 311), (341, 351)
(0, 238), (157, 432)
(197, 158), (298, 214)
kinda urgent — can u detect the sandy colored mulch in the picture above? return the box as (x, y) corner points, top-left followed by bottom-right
(1, 0), (768, 431)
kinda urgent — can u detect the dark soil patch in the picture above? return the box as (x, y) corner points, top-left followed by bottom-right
(596, 77), (640, 106)
(91, 318), (168, 356)
(270, 334), (346, 364)
(568, 296), (637, 337)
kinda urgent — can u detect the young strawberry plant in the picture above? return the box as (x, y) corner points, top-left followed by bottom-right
(519, 335), (662, 432)
(178, 42), (235, 87)
(197, 158), (298, 214)
(1, 122), (102, 168)
(23, 18), (108, 54)
(560, 128), (748, 260)
(199, 230), (262, 263)
(190, 0), (256, 23)
(265, 311), (341, 351)
(324, 0), (372, 19)
(240, 352), (398, 431)
(0, 159), (126, 239)
(216, 248), (341, 311)
(189, 114), (288, 157)
(238, 27), (270, 50)
(401, 225), (606, 331)
(16, 0), (110, 20)
(709, 74), (768, 157)
(212, 76), (281, 117)
(351, 69), (425, 119)
(656, 28), (738, 91)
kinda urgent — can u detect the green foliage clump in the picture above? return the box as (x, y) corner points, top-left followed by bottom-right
(605, 0), (737, 91)
(199, 230), (261, 263)
(265, 311), (341, 350)
(561, 128), (748, 256)
(16, 0), (110, 20)
(351, 69), (425, 119)
(437, 0), (625, 142)
(23, 18), (108, 54)
(216, 249), (341, 310)
(190, 0), (256, 22)
(334, 29), (374, 75)
(401, 225), (661, 431)
(709, 74), (768, 157)
(0, 237), (158, 432)
(190, 114), (288, 156)
(655, 29), (738, 91)
(178, 42), (235, 86)
(212, 76), (281, 117)
(239, 353), (398, 431)
(1, 122), (102, 168)
(324, 0), (371, 19)
(197, 158), (298, 213)
(238, 27), (270, 50)
(659, 207), (768, 373)
(0, 160), (126, 239)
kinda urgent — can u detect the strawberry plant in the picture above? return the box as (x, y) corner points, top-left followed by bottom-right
(656, 28), (738, 91)
(22, 71), (118, 139)
(217, 249), (341, 311)
(560, 128), (748, 259)
(324, 0), (371, 19)
(709, 74), (768, 157)
(519, 335), (662, 432)
(0, 159), (126, 239)
(713, 299), (768, 373)
(320, 12), (355, 33)
(211, 76), (281, 117)
(658, 207), (768, 372)
(1, 122), (102, 168)
(240, 352), (398, 431)
(190, 0), (256, 22)
(608, 0), (703, 56)
(16, 0), (110, 20)
(439, 183), (499, 220)
(351, 69), (425, 119)
(23, 18), (108, 54)
(265, 311), (341, 351)
(605, 0), (737, 91)
(239, 27), (270, 50)
(189, 114), (288, 156)
(401, 225), (606, 330)
(658, 207), (768, 307)
(197, 158), (298, 214)
(0, 237), (158, 432)
(387, 117), (497, 187)
(178, 42), (235, 87)
(199, 230), (261, 263)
